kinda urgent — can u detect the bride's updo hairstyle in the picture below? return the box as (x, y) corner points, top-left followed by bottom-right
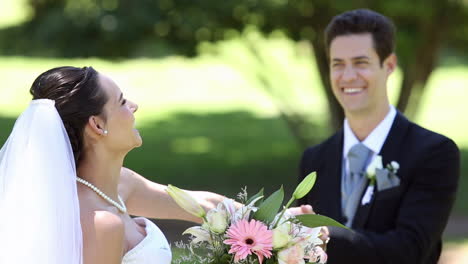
(30, 66), (108, 165)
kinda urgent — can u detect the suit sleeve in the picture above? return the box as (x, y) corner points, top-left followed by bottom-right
(326, 138), (460, 264)
(297, 147), (320, 207)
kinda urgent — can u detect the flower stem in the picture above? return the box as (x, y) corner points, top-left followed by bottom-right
(273, 196), (295, 228)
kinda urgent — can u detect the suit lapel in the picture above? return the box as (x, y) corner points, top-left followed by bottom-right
(352, 112), (410, 229)
(351, 180), (371, 228)
(322, 130), (346, 223)
(379, 112), (410, 165)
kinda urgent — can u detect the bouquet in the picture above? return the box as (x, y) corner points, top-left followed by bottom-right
(167, 172), (346, 264)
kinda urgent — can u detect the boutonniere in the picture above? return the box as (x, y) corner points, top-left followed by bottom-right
(366, 156), (383, 186)
(361, 156), (400, 205)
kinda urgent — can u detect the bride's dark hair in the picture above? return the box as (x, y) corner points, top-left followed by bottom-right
(30, 66), (108, 165)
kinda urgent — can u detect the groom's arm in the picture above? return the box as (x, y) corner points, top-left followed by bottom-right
(326, 137), (460, 264)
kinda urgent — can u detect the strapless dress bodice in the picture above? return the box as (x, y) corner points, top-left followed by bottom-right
(122, 217), (171, 264)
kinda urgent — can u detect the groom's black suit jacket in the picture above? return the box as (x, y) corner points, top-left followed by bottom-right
(298, 112), (460, 264)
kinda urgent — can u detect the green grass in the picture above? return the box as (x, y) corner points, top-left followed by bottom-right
(0, 35), (467, 216)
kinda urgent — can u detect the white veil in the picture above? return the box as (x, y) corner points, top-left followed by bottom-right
(0, 99), (83, 263)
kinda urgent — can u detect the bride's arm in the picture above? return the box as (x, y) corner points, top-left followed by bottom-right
(119, 167), (224, 222)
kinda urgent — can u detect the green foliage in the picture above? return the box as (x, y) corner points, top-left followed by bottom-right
(0, 54), (467, 217)
(2, 0), (466, 142)
(246, 188), (264, 205)
(0, 0), (242, 57)
(128, 111), (304, 197)
(208, 253), (231, 264)
(253, 186), (284, 224)
(1, 0), (465, 59)
(295, 214), (348, 230)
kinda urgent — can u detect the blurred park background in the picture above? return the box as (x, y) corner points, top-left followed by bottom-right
(0, 0), (467, 262)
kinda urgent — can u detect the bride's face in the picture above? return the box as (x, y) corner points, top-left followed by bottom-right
(98, 73), (142, 152)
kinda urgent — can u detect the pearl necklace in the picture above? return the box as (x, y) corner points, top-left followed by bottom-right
(76, 177), (127, 214)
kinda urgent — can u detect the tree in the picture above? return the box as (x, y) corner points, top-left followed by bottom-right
(248, 0), (466, 146)
(10, 0), (468, 147)
(195, 0), (467, 148)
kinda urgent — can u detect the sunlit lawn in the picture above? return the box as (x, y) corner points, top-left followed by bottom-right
(0, 0), (466, 165)
(0, 46), (466, 148)
(0, 35), (467, 215)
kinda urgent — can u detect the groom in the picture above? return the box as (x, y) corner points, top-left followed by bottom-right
(298, 9), (460, 264)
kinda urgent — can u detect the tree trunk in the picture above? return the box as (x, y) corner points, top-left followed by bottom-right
(311, 38), (344, 131)
(396, 0), (451, 119)
(28, 0), (65, 19)
(308, 4), (344, 132)
(245, 38), (312, 149)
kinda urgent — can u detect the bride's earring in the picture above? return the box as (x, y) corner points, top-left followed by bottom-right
(103, 130), (108, 135)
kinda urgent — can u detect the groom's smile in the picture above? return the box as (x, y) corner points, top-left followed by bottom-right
(342, 87), (365, 94)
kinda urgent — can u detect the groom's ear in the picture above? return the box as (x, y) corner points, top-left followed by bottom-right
(384, 53), (397, 75)
(85, 116), (107, 139)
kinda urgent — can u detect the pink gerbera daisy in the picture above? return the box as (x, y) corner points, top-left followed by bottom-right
(223, 219), (273, 264)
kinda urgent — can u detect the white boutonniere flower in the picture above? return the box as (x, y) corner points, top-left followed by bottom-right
(366, 155), (383, 186)
(362, 156), (400, 205)
(389, 161), (400, 172)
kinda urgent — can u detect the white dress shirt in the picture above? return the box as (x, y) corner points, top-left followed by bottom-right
(343, 105), (397, 176)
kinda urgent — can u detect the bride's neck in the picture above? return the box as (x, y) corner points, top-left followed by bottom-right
(77, 149), (124, 200)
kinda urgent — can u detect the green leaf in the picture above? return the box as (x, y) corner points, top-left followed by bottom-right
(246, 188), (264, 205)
(211, 254), (231, 264)
(253, 186), (284, 224)
(295, 214), (349, 229)
(293, 172), (316, 200)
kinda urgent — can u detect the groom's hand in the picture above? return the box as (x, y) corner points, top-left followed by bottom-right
(286, 204), (315, 216)
(319, 226), (330, 248)
(287, 205), (331, 248)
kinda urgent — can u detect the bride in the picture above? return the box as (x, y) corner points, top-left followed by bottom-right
(0, 66), (228, 264)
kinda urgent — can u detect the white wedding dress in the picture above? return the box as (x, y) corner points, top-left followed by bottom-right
(122, 217), (172, 264)
(0, 100), (173, 264)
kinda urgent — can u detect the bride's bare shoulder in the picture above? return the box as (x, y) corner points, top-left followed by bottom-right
(119, 167), (135, 185)
(118, 167), (136, 199)
(81, 210), (125, 263)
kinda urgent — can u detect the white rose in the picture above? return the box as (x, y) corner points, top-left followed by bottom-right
(366, 155), (383, 178)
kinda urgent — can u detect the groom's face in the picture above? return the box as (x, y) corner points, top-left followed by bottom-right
(329, 33), (395, 116)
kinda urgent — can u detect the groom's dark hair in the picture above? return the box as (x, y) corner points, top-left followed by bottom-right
(325, 9), (396, 65)
(30, 66), (108, 165)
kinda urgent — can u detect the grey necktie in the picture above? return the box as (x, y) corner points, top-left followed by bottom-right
(342, 143), (372, 227)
